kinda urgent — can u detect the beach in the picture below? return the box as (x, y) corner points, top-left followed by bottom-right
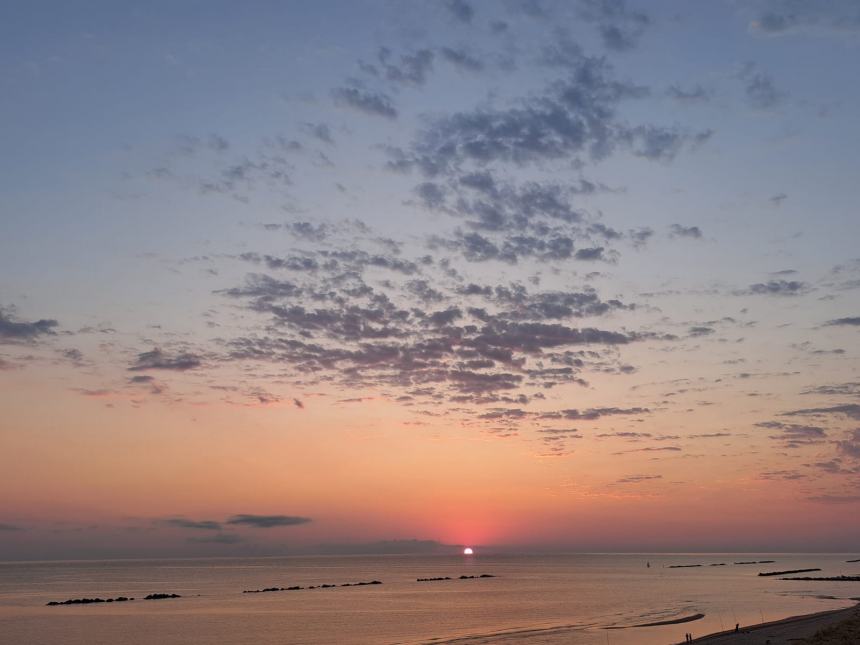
(691, 604), (860, 645)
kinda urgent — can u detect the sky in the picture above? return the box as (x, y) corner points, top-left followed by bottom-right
(1, 0), (860, 560)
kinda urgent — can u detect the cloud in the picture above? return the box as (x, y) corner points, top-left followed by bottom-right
(801, 382), (860, 396)
(0, 523), (24, 531)
(440, 47), (485, 73)
(316, 539), (454, 555)
(783, 404), (860, 421)
(332, 86), (397, 119)
(616, 474), (662, 484)
(544, 406), (649, 420)
(739, 62), (786, 109)
(669, 224), (702, 239)
(376, 48), (435, 86)
(825, 316), (860, 327)
(806, 495), (860, 504)
(162, 518), (222, 530)
(836, 429), (860, 459)
(226, 514), (312, 528)
(689, 326), (715, 337)
(749, 1), (860, 35)
(392, 49), (706, 175)
(740, 280), (810, 297)
(756, 420), (827, 447)
(129, 348), (202, 371)
(443, 0), (474, 23)
(666, 84), (711, 103)
(0, 307), (58, 342)
(576, 0), (651, 51)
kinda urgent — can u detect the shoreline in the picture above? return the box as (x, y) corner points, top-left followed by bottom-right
(691, 602), (860, 644)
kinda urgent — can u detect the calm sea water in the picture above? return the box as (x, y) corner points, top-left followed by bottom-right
(0, 553), (857, 644)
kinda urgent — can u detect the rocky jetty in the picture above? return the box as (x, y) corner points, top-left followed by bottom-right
(759, 568), (821, 577)
(143, 593), (181, 600)
(243, 586), (303, 593)
(47, 596), (133, 606)
(244, 581), (381, 593)
(417, 574), (495, 582)
(781, 575), (860, 582)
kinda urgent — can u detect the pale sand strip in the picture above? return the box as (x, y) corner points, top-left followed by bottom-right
(689, 603), (859, 645)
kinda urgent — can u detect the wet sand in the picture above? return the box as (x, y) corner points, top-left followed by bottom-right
(689, 603), (860, 645)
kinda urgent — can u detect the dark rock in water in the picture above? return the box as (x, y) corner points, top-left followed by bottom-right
(668, 564), (702, 568)
(758, 560), (775, 563)
(46, 596), (134, 606)
(144, 593), (181, 600)
(417, 577), (452, 582)
(479, 574), (495, 578)
(847, 558), (860, 563)
(759, 568), (821, 577)
(734, 561), (758, 565)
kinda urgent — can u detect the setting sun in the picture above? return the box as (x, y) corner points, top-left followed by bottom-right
(463, 547), (474, 555)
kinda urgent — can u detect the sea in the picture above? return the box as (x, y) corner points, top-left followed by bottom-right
(0, 553), (857, 644)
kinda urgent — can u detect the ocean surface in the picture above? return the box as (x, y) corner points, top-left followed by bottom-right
(1, 553), (858, 644)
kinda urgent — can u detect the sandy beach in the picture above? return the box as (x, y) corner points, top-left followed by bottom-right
(690, 603), (860, 645)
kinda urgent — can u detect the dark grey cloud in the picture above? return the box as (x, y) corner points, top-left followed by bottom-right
(376, 48), (435, 86)
(837, 429), (860, 459)
(689, 326), (715, 337)
(806, 494), (860, 504)
(756, 420), (827, 447)
(226, 514), (312, 528)
(0, 307), (58, 342)
(162, 518), (221, 530)
(391, 49), (705, 175)
(616, 474), (662, 484)
(741, 280), (810, 297)
(0, 523), (24, 531)
(316, 539), (453, 555)
(783, 404), (860, 421)
(129, 348), (202, 371)
(333, 86), (397, 119)
(669, 224), (702, 239)
(749, 1), (860, 35)
(801, 382), (860, 396)
(440, 47), (485, 72)
(576, 0), (651, 51)
(263, 220), (329, 241)
(444, 0), (474, 23)
(303, 122), (334, 144)
(825, 316), (860, 327)
(543, 406), (648, 420)
(739, 62), (785, 109)
(666, 84), (711, 103)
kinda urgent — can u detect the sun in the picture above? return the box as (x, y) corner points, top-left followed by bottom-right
(463, 547), (474, 555)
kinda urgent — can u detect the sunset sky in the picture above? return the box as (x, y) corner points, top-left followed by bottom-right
(2, 0), (859, 560)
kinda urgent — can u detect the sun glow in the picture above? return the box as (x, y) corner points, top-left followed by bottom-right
(463, 547), (474, 555)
